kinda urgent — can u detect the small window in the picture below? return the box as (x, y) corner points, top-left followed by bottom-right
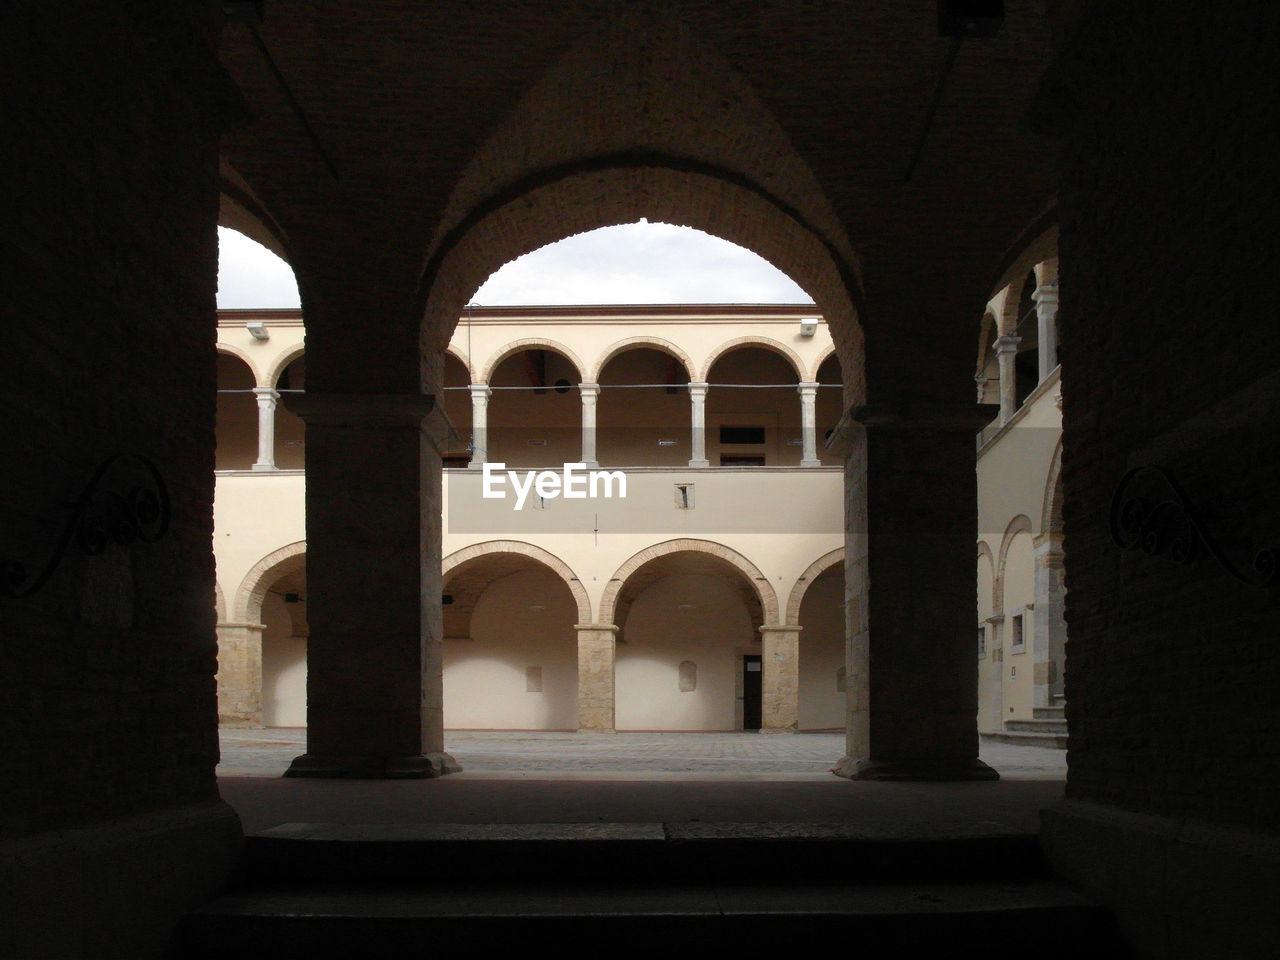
(674, 483), (694, 509)
(1011, 612), (1025, 651)
(719, 425), (765, 445)
(978, 624), (986, 657)
(678, 660), (697, 692)
(442, 456), (469, 468)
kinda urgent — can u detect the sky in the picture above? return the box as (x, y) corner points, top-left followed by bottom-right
(216, 220), (814, 308)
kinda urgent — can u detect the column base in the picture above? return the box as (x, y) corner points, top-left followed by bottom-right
(799, 459), (822, 468)
(284, 751), (461, 779)
(250, 462), (278, 472)
(687, 458), (710, 468)
(833, 755), (1000, 781)
(759, 726), (796, 734)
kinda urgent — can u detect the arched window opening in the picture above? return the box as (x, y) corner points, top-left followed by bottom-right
(705, 347), (801, 467)
(215, 352), (257, 471)
(486, 348), (581, 468)
(273, 354), (306, 469)
(815, 352), (844, 467)
(441, 353), (472, 468)
(597, 347), (691, 467)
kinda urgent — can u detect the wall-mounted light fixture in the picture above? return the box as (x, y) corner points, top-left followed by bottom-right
(247, 322), (269, 341)
(799, 318), (818, 337)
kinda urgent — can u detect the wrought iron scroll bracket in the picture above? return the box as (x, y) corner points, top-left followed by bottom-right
(1110, 465), (1277, 589)
(2, 455), (171, 599)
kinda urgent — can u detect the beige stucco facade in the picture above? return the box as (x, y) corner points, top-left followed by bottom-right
(215, 305), (848, 733)
(214, 282), (1064, 742)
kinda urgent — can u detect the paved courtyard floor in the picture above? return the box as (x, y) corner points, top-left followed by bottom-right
(217, 730), (1069, 835)
(218, 728), (1068, 780)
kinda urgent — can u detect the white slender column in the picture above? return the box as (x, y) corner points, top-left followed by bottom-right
(251, 387), (279, 471)
(995, 335), (1021, 424)
(688, 381), (710, 467)
(1033, 278), (1060, 383)
(797, 381), (821, 467)
(467, 383), (490, 468)
(579, 382), (600, 468)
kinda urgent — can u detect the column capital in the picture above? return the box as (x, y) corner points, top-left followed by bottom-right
(283, 391), (437, 428)
(574, 623), (619, 633)
(252, 386), (280, 401)
(578, 382), (600, 398)
(796, 381), (820, 395)
(468, 383), (492, 400)
(994, 334), (1023, 354)
(758, 624), (803, 634)
(1031, 283), (1059, 306)
(687, 381), (709, 397)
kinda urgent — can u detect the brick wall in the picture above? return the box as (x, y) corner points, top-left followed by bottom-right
(0, 0), (227, 838)
(1056, 2), (1280, 832)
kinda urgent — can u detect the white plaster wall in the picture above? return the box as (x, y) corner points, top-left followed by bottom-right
(1002, 532), (1036, 721)
(977, 549), (998, 732)
(616, 574), (754, 730)
(797, 573), (845, 730)
(261, 592), (306, 726)
(443, 566), (577, 729)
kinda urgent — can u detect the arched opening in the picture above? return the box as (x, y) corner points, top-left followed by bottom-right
(441, 352), (472, 468)
(815, 352), (844, 467)
(260, 564), (308, 727)
(272, 352), (306, 470)
(605, 547), (771, 732)
(596, 345), (691, 466)
(704, 345), (802, 467)
(1014, 269), (1040, 407)
(485, 346), (582, 468)
(442, 549), (581, 730)
(998, 519), (1035, 724)
(215, 350), (257, 471)
(796, 559), (845, 731)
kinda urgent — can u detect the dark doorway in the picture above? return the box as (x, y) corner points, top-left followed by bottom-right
(743, 654), (762, 730)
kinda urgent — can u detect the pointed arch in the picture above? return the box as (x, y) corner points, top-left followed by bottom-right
(784, 548), (844, 626)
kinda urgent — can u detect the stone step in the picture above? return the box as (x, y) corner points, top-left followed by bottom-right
(177, 880), (1117, 958)
(237, 822), (1051, 885)
(1033, 706), (1066, 720)
(1005, 718), (1068, 735)
(983, 730), (1069, 750)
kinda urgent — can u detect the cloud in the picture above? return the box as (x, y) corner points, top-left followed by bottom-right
(215, 221), (814, 309)
(217, 228), (301, 308)
(472, 221), (813, 305)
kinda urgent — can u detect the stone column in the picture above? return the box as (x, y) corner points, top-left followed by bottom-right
(797, 382), (821, 467)
(1033, 264), (1060, 384)
(282, 392), (458, 778)
(834, 401), (999, 780)
(215, 622), (264, 727)
(688, 381), (710, 467)
(577, 624), (617, 732)
(251, 387), (279, 471)
(579, 382), (600, 468)
(1033, 532), (1067, 705)
(995, 335), (1021, 424)
(760, 625), (801, 732)
(468, 383), (490, 468)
